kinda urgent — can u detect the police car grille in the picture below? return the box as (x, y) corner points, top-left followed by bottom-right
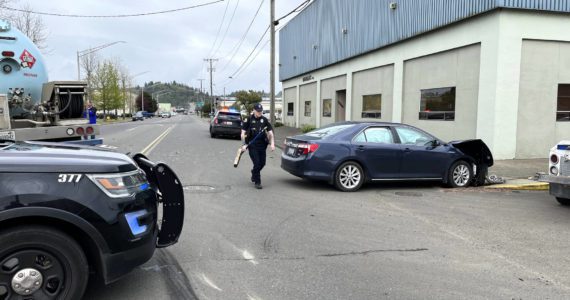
(560, 160), (570, 176)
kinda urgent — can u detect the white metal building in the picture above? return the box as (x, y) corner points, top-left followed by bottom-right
(280, 0), (570, 159)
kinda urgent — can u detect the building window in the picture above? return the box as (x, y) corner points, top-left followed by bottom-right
(304, 101), (311, 117)
(322, 99), (332, 117)
(361, 94), (381, 118)
(287, 103), (294, 116)
(557, 84), (570, 121)
(418, 87), (456, 121)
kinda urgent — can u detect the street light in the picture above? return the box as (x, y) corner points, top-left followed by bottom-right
(76, 41), (126, 80)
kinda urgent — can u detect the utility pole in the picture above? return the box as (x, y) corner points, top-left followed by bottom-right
(270, 0), (276, 124)
(204, 58), (218, 115)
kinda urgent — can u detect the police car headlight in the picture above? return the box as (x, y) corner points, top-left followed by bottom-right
(87, 170), (150, 198)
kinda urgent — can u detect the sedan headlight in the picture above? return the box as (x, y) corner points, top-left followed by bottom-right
(88, 170), (150, 198)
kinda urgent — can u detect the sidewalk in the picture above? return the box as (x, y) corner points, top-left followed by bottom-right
(273, 125), (302, 149)
(486, 159), (549, 190)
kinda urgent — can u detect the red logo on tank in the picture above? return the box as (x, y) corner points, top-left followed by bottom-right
(19, 50), (36, 69)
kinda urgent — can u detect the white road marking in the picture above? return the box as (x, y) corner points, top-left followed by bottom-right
(126, 127), (137, 132)
(247, 294), (263, 300)
(201, 273), (222, 291)
(242, 250), (259, 265)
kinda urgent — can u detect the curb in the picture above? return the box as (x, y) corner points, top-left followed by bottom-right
(484, 182), (549, 191)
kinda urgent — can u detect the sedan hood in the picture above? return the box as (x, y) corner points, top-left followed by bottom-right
(0, 142), (137, 173)
(449, 139), (494, 167)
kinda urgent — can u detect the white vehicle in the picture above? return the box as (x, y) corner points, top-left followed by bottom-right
(160, 112), (171, 118)
(538, 141), (570, 205)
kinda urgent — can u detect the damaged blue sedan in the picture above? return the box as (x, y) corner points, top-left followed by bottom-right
(281, 122), (493, 192)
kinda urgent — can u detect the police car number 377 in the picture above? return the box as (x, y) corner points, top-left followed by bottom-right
(58, 174), (82, 183)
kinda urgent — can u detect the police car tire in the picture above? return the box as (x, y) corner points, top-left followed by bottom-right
(556, 197), (570, 206)
(0, 225), (88, 300)
(210, 128), (216, 138)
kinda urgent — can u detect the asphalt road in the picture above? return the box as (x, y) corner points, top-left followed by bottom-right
(84, 115), (570, 300)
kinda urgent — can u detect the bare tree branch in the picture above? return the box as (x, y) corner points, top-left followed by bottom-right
(3, 3), (49, 50)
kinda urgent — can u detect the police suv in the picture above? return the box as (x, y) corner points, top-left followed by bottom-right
(0, 140), (184, 299)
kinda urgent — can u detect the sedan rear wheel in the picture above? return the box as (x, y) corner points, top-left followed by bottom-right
(335, 162), (364, 192)
(448, 161), (473, 188)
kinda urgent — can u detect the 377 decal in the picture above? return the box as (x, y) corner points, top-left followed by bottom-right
(57, 174), (83, 183)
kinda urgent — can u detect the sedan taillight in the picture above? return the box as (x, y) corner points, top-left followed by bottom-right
(214, 118), (218, 124)
(298, 143), (319, 155)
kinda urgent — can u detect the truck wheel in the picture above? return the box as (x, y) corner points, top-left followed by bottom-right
(556, 197), (570, 206)
(0, 226), (88, 300)
(334, 161), (365, 192)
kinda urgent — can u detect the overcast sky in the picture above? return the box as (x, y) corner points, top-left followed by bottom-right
(12, 0), (306, 94)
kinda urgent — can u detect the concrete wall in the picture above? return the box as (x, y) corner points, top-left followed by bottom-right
(517, 40), (570, 158)
(402, 44), (480, 142)
(283, 87), (297, 127)
(352, 65), (394, 122)
(299, 82), (317, 127)
(320, 75), (347, 127)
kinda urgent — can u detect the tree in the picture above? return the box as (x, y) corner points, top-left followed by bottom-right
(3, 3), (49, 50)
(234, 90), (262, 114)
(135, 92), (158, 113)
(92, 60), (124, 117)
(80, 51), (100, 102)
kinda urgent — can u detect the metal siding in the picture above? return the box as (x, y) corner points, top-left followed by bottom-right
(280, 0), (570, 81)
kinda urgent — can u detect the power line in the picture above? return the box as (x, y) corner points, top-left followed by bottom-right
(211, 0), (242, 57)
(0, 0), (224, 18)
(230, 39), (269, 82)
(221, 24), (283, 86)
(218, 0), (265, 66)
(276, 0), (310, 23)
(227, 26), (269, 79)
(207, 0), (231, 57)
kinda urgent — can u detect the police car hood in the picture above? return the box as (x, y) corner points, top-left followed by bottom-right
(0, 142), (137, 173)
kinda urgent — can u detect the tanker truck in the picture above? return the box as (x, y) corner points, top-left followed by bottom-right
(0, 19), (101, 144)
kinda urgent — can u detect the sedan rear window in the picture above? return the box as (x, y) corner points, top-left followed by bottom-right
(305, 124), (353, 138)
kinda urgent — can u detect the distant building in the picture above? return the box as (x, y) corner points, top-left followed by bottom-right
(280, 0), (570, 159)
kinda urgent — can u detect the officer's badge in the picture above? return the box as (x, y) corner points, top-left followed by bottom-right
(261, 119), (264, 124)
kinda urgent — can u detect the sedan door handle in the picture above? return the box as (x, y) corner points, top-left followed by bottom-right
(356, 145), (365, 152)
(404, 147), (412, 152)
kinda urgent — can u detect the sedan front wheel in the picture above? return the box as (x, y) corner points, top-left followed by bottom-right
(448, 161), (473, 188)
(334, 161), (364, 192)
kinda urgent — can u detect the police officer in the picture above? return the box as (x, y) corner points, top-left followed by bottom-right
(241, 103), (275, 189)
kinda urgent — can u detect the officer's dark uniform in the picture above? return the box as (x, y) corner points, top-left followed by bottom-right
(242, 113), (273, 187)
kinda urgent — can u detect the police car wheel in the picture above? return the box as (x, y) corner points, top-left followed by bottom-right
(210, 129), (216, 138)
(334, 161), (365, 192)
(447, 161), (473, 188)
(0, 226), (88, 300)
(556, 197), (570, 206)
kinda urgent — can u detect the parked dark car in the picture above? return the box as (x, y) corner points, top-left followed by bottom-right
(281, 122), (493, 192)
(209, 110), (242, 138)
(132, 111), (144, 121)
